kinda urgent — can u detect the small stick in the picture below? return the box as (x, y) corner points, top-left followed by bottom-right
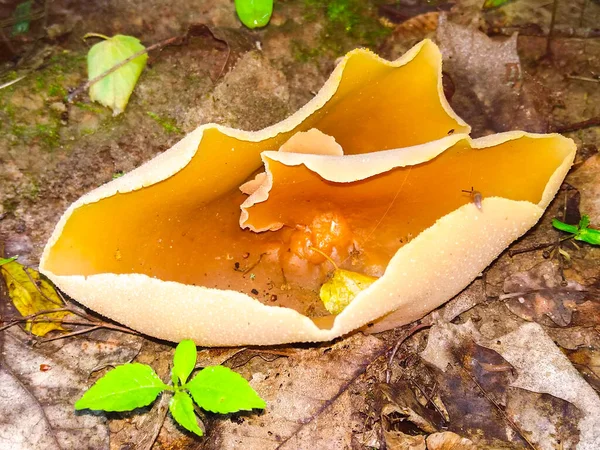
(567, 75), (600, 83)
(386, 321), (431, 383)
(552, 117), (600, 133)
(67, 36), (180, 103)
(546, 0), (559, 57)
(0, 75), (26, 91)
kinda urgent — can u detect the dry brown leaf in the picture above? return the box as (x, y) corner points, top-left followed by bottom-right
(384, 430), (426, 450)
(426, 431), (477, 450)
(483, 322), (600, 448)
(437, 14), (549, 135)
(502, 261), (587, 326)
(0, 325), (143, 449)
(379, 382), (439, 435)
(565, 347), (600, 394)
(420, 320), (585, 448)
(202, 333), (386, 449)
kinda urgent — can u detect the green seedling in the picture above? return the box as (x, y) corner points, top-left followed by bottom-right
(552, 215), (600, 246)
(235, 0), (273, 29)
(76, 339), (265, 436)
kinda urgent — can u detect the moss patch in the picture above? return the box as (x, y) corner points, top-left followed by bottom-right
(295, 0), (392, 61)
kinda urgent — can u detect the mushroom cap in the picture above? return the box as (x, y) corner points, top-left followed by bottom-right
(40, 41), (575, 346)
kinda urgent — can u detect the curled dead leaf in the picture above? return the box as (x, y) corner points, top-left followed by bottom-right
(426, 431), (476, 450)
(1, 260), (72, 336)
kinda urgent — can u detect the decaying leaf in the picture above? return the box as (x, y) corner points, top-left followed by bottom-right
(484, 323), (600, 448)
(203, 334), (385, 449)
(426, 431), (477, 450)
(420, 320), (584, 448)
(383, 430), (426, 450)
(87, 34), (148, 115)
(501, 261), (587, 326)
(0, 260), (71, 336)
(437, 14), (548, 134)
(378, 382), (439, 435)
(0, 326), (143, 449)
(320, 269), (377, 314)
(566, 348), (600, 393)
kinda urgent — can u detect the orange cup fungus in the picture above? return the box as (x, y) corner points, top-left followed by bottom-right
(40, 40), (575, 346)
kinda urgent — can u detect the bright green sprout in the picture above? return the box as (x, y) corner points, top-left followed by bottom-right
(482, 0), (514, 9)
(0, 256), (18, 266)
(235, 0), (273, 29)
(552, 215), (600, 246)
(75, 339), (265, 437)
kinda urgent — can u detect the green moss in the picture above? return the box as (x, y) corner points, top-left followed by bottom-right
(74, 101), (105, 114)
(297, 0), (391, 61)
(34, 123), (61, 147)
(147, 111), (182, 134)
(2, 198), (18, 215)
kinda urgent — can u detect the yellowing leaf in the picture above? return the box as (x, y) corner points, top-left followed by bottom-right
(0, 261), (71, 336)
(319, 269), (377, 314)
(87, 34), (148, 115)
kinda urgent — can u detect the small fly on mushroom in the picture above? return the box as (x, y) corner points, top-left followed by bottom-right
(462, 187), (483, 211)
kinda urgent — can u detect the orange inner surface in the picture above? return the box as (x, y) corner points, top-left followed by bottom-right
(43, 46), (567, 318)
(45, 135), (568, 317)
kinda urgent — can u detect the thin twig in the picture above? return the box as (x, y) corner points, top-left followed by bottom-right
(567, 75), (600, 83)
(0, 75), (26, 91)
(67, 36), (180, 102)
(33, 325), (103, 344)
(546, 0), (559, 56)
(139, 392), (171, 450)
(386, 321), (431, 383)
(552, 117), (600, 133)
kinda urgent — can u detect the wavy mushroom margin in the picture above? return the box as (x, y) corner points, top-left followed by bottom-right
(40, 129), (575, 346)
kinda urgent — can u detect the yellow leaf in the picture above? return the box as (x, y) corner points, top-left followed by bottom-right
(0, 261), (71, 336)
(319, 269), (377, 314)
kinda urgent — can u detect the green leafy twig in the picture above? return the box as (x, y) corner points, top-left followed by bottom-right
(552, 215), (600, 245)
(76, 340), (266, 437)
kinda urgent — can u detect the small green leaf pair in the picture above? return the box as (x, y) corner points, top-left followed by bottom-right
(552, 215), (600, 245)
(75, 340), (266, 437)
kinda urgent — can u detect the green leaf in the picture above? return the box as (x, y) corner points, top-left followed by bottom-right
(235, 0), (273, 29)
(552, 219), (578, 235)
(172, 339), (197, 386)
(186, 366), (266, 414)
(576, 228), (600, 245)
(482, 0), (514, 10)
(169, 391), (204, 436)
(75, 363), (168, 411)
(319, 269), (377, 314)
(579, 215), (591, 230)
(0, 255), (18, 266)
(87, 34), (148, 115)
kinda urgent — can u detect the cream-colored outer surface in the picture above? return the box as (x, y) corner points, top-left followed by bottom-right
(40, 40), (574, 346)
(41, 131), (574, 346)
